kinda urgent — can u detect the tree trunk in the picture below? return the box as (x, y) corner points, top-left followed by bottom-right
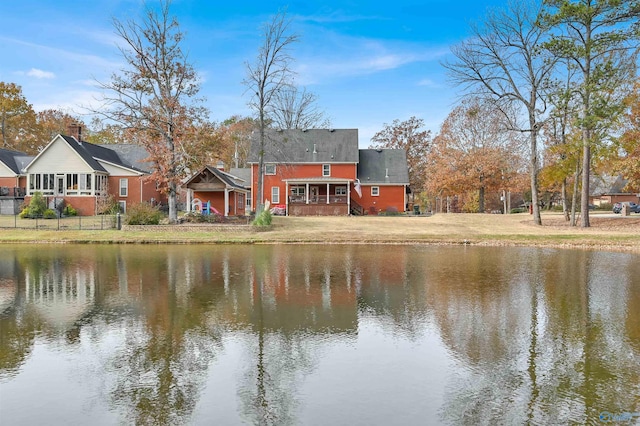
(562, 179), (570, 222)
(530, 124), (542, 225)
(168, 181), (178, 223)
(479, 186), (485, 213)
(256, 112), (265, 214)
(580, 128), (591, 227)
(570, 163), (580, 227)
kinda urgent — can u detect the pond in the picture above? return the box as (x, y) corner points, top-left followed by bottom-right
(0, 244), (638, 425)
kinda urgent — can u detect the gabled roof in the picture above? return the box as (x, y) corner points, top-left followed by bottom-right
(591, 174), (630, 195)
(248, 129), (359, 164)
(185, 166), (250, 191)
(357, 149), (410, 185)
(27, 134), (153, 174)
(0, 148), (30, 174)
(59, 135), (108, 172)
(98, 144), (153, 173)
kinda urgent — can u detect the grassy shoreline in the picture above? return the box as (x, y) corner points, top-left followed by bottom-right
(0, 212), (637, 253)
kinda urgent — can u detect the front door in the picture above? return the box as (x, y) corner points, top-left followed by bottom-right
(56, 176), (64, 196)
(310, 186), (319, 203)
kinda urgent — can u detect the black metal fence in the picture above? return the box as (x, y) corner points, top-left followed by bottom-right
(0, 214), (119, 230)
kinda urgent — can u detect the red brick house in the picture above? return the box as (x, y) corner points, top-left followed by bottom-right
(22, 126), (165, 216)
(247, 129), (410, 216)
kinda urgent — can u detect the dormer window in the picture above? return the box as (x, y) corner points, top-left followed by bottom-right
(265, 164), (276, 175)
(322, 164), (331, 177)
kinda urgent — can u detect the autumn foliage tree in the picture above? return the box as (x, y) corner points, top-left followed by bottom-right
(369, 116), (431, 202)
(425, 98), (525, 213)
(615, 81), (640, 191)
(97, 1), (209, 222)
(0, 82), (41, 154)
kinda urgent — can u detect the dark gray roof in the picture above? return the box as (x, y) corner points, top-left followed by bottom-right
(61, 136), (108, 172)
(357, 149), (410, 184)
(248, 129), (359, 163)
(185, 166), (249, 191)
(0, 148), (28, 174)
(97, 144), (152, 173)
(229, 168), (251, 185)
(590, 174), (630, 195)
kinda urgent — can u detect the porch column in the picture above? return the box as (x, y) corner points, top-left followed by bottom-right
(224, 188), (229, 216)
(348, 181), (351, 214)
(285, 182), (289, 216)
(306, 183), (310, 204)
(186, 189), (192, 212)
(326, 183), (330, 204)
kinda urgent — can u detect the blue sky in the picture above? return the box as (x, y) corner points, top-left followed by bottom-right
(0, 0), (507, 146)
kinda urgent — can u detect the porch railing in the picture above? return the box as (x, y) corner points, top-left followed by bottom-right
(0, 187), (26, 197)
(289, 195), (348, 204)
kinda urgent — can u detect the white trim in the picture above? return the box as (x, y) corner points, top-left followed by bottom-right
(119, 178), (128, 197)
(322, 164), (331, 177)
(371, 186), (380, 196)
(271, 186), (280, 204)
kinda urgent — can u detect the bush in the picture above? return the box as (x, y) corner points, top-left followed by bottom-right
(382, 206), (400, 216)
(125, 202), (164, 225)
(63, 204), (78, 216)
(19, 192), (48, 218)
(97, 194), (121, 215)
(252, 208), (272, 226)
(43, 209), (57, 219)
(510, 207), (526, 214)
(179, 211), (224, 223)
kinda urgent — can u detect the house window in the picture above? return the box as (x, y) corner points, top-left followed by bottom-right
(265, 164), (276, 175)
(371, 186), (380, 196)
(119, 178), (128, 197)
(335, 186), (347, 196)
(66, 174), (79, 190)
(290, 187), (305, 196)
(118, 201), (126, 213)
(238, 194), (245, 208)
(323, 164), (331, 177)
(271, 186), (280, 204)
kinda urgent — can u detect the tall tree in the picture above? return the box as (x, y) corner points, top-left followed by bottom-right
(244, 9), (299, 212)
(36, 109), (83, 141)
(444, 0), (556, 225)
(369, 116), (431, 202)
(615, 80), (640, 191)
(214, 116), (256, 169)
(541, 0), (640, 227)
(270, 86), (328, 130)
(0, 82), (40, 153)
(97, 0), (208, 223)
(425, 98), (525, 213)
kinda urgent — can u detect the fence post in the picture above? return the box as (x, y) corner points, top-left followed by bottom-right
(14, 212), (17, 228)
(117, 213), (121, 230)
(57, 214), (60, 231)
(79, 215), (82, 230)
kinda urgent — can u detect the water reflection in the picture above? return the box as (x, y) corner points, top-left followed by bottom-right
(0, 245), (638, 425)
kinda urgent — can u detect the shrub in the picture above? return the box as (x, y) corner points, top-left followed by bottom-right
(179, 211), (224, 223)
(252, 208), (272, 227)
(20, 192), (47, 218)
(63, 204), (78, 216)
(124, 202), (164, 225)
(43, 209), (57, 219)
(97, 194), (121, 215)
(510, 207), (526, 214)
(382, 206), (400, 216)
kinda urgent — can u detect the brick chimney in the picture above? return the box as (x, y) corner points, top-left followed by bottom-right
(67, 123), (82, 142)
(216, 160), (225, 171)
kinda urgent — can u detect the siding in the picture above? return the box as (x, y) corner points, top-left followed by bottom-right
(28, 137), (92, 173)
(0, 162), (14, 178)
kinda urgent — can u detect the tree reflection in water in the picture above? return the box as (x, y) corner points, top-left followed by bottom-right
(0, 245), (638, 424)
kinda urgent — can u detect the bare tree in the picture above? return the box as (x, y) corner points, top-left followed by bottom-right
(270, 86), (328, 130)
(96, 0), (208, 223)
(444, 0), (556, 225)
(244, 9), (299, 212)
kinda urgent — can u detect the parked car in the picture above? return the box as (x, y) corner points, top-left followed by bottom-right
(613, 202), (640, 214)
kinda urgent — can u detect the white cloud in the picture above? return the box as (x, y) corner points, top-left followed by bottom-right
(417, 78), (441, 88)
(294, 31), (449, 85)
(27, 68), (55, 79)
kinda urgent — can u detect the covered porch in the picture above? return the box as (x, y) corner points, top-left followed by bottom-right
(284, 177), (355, 216)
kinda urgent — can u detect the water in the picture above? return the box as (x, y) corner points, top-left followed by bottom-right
(0, 244), (638, 425)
